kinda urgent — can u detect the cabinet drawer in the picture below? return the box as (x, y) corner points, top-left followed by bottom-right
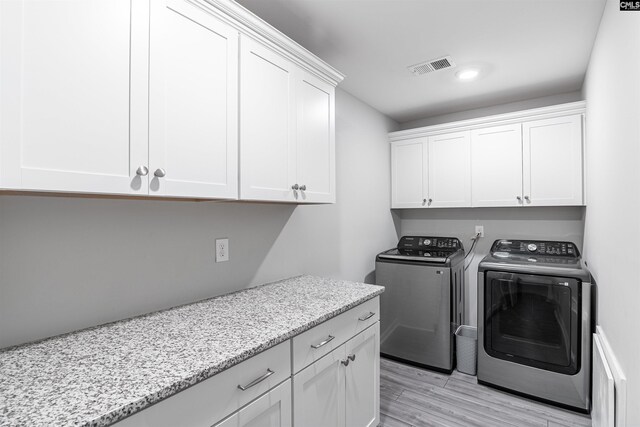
(292, 297), (379, 374)
(114, 341), (291, 427)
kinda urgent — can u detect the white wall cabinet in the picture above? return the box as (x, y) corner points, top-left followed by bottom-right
(391, 139), (426, 208)
(1, 0), (342, 202)
(471, 124), (524, 207)
(427, 131), (471, 208)
(148, 0), (238, 199)
(240, 36), (336, 203)
(391, 133), (470, 209)
(293, 323), (380, 427)
(390, 103), (586, 208)
(0, 0), (149, 195)
(523, 115), (584, 206)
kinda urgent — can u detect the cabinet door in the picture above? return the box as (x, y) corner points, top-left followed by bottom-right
(148, 0), (238, 199)
(391, 139), (427, 208)
(427, 131), (471, 207)
(0, 0), (148, 195)
(470, 124), (523, 207)
(523, 115), (583, 206)
(237, 380), (292, 427)
(293, 345), (346, 427)
(345, 324), (380, 427)
(214, 413), (239, 427)
(296, 72), (336, 203)
(240, 36), (297, 202)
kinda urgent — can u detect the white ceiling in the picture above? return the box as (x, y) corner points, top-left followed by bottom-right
(236, 0), (606, 123)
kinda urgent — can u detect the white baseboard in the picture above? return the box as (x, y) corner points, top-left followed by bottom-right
(595, 326), (627, 427)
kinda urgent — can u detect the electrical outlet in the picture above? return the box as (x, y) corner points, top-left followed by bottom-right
(475, 225), (484, 238)
(215, 238), (229, 262)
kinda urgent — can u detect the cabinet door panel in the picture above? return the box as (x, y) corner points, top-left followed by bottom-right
(296, 73), (335, 203)
(0, 0), (148, 194)
(428, 131), (471, 207)
(523, 115), (583, 206)
(293, 345), (346, 427)
(391, 139), (426, 208)
(240, 36), (297, 201)
(148, 0), (238, 198)
(471, 124), (523, 207)
(238, 380), (292, 427)
(345, 324), (380, 427)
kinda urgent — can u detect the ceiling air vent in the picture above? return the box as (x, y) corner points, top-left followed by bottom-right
(407, 56), (455, 76)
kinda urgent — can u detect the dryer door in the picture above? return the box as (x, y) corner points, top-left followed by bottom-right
(483, 271), (580, 375)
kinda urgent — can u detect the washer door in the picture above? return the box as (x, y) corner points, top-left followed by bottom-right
(484, 271), (580, 375)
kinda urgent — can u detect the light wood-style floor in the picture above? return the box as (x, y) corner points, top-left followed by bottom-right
(380, 358), (592, 427)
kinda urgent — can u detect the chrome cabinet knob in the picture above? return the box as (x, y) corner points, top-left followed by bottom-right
(136, 166), (149, 176)
(516, 196), (522, 202)
(299, 185), (306, 191)
(154, 168), (166, 178)
(348, 354), (356, 362)
(524, 196), (531, 202)
(341, 358), (350, 366)
(428, 198), (433, 203)
(291, 184), (299, 190)
(423, 198), (427, 203)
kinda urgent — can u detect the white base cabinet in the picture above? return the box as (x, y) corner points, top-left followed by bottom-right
(114, 298), (380, 427)
(390, 102), (586, 208)
(215, 380), (292, 427)
(294, 323), (380, 427)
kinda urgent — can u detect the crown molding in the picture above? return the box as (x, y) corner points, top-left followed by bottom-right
(389, 101), (586, 142)
(195, 0), (345, 87)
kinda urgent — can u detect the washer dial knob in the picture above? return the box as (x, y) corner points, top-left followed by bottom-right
(527, 243), (538, 252)
(423, 239), (431, 246)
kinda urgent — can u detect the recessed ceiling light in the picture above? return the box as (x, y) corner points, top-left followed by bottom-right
(456, 68), (479, 81)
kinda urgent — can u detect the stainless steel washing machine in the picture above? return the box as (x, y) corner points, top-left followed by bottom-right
(375, 236), (465, 373)
(478, 239), (593, 412)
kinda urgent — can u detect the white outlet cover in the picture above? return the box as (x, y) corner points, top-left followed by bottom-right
(216, 238), (229, 262)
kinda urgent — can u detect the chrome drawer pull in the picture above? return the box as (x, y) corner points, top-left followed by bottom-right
(358, 312), (375, 321)
(311, 335), (335, 349)
(348, 353), (356, 362)
(341, 358), (350, 366)
(237, 369), (275, 391)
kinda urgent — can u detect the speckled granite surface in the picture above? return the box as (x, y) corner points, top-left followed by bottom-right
(0, 275), (383, 427)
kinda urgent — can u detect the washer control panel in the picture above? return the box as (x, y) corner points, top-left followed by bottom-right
(491, 239), (579, 257)
(398, 236), (461, 250)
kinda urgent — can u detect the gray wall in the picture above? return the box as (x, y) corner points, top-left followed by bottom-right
(0, 88), (399, 349)
(398, 91), (583, 130)
(581, 0), (640, 424)
(397, 206), (585, 326)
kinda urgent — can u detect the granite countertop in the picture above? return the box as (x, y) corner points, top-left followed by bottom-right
(0, 275), (384, 427)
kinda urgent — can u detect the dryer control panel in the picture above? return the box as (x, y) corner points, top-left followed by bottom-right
(491, 239), (580, 257)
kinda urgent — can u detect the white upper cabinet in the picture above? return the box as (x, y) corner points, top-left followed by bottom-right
(296, 72), (336, 203)
(390, 133), (470, 209)
(523, 115), (583, 206)
(390, 103), (586, 209)
(428, 131), (471, 207)
(0, 0), (149, 195)
(240, 36), (337, 203)
(240, 36), (297, 202)
(471, 124), (523, 207)
(391, 139), (426, 208)
(148, 0), (238, 199)
(1, 0), (343, 201)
